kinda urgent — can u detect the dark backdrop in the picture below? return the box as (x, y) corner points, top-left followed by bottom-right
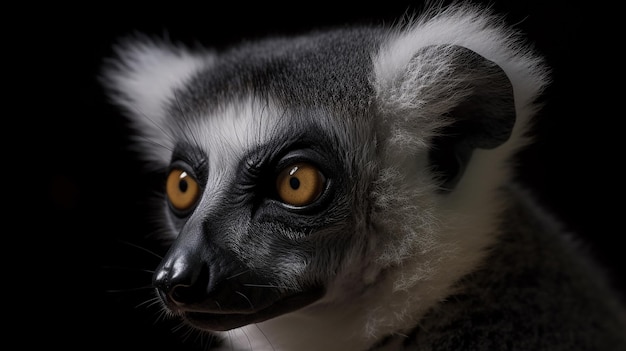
(34, 1), (620, 349)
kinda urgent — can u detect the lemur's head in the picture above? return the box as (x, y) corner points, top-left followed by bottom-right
(102, 4), (547, 338)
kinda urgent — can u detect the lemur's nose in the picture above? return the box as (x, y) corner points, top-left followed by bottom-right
(153, 250), (208, 306)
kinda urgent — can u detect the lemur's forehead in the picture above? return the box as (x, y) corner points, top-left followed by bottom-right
(179, 97), (284, 171)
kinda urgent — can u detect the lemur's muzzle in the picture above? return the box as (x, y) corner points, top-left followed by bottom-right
(152, 221), (323, 331)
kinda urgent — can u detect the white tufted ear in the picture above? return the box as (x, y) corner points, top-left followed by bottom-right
(372, 4), (550, 189)
(373, 4), (548, 121)
(101, 36), (214, 167)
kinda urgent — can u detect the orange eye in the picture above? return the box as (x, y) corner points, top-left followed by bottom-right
(166, 168), (200, 211)
(276, 162), (324, 207)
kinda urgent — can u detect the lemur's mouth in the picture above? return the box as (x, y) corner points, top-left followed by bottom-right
(182, 289), (324, 331)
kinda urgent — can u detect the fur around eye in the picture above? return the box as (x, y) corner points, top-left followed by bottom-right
(275, 162), (325, 207)
(166, 168), (200, 211)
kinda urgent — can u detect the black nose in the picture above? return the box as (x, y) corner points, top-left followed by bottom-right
(153, 253), (208, 306)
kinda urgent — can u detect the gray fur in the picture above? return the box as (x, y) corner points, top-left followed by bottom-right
(372, 185), (626, 350)
(102, 2), (626, 350)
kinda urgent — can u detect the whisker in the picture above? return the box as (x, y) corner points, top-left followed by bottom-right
(235, 291), (255, 310)
(174, 321), (206, 349)
(173, 92), (202, 149)
(135, 295), (161, 309)
(105, 284), (153, 293)
(257, 96), (268, 145)
(179, 326), (195, 347)
(114, 239), (164, 260)
(238, 326), (253, 351)
(242, 283), (292, 289)
(135, 108), (177, 149)
(226, 270), (250, 280)
(226, 330), (235, 351)
(197, 330), (217, 351)
(135, 134), (174, 153)
(254, 323), (276, 351)
(197, 330), (219, 351)
(151, 305), (171, 325)
(172, 321), (189, 334)
(101, 265), (155, 274)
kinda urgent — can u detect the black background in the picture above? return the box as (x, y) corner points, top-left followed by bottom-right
(32, 1), (621, 349)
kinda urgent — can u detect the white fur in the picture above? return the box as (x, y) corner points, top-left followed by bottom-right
(374, 3), (547, 121)
(103, 39), (212, 167)
(361, 2), (549, 346)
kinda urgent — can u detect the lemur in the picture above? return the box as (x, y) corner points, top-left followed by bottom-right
(101, 2), (626, 350)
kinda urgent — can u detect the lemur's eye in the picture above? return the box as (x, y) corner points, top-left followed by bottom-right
(276, 162), (325, 207)
(166, 168), (200, 211)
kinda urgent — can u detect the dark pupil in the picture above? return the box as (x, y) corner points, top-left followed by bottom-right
(179, 179), (188, 192)
(289, 177), (300, 190)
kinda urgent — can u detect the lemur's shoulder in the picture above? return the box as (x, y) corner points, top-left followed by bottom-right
(389, 184), (626, 350)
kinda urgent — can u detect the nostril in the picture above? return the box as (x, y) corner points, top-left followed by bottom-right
(152, 266), (172, 294)
(153, 268), (168, 288)
(171, 284), (196, 304)
(153, 258), (208, 306)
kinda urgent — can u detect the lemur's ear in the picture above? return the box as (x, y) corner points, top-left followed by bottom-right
(423, 45), (515, 190)
(100, 36), (214, 166)
(374, 44), (515, 191)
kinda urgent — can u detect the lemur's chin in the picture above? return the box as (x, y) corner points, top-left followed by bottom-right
(182, 288), (325, 331)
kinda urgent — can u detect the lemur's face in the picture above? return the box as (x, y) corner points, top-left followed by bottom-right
(152, 102), (371, 331)
(104, 15), (526, 335)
